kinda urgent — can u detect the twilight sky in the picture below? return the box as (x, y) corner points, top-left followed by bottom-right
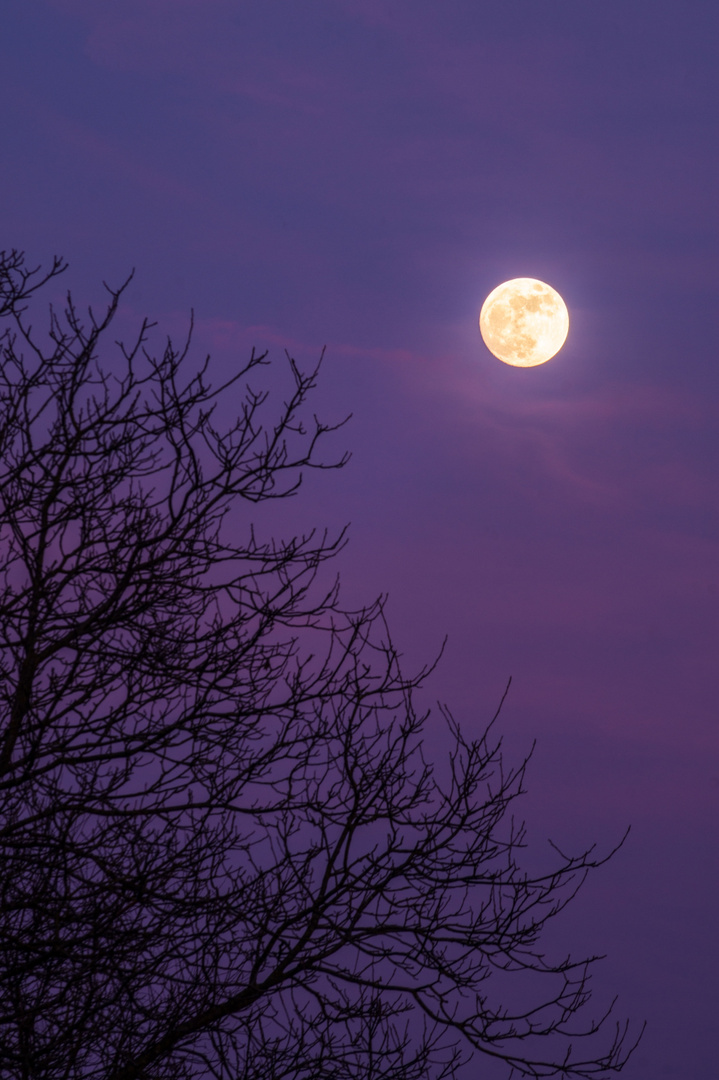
(2, 2), (717, 1076)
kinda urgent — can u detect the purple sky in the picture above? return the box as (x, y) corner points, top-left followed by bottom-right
(3, 2), (717, 1076)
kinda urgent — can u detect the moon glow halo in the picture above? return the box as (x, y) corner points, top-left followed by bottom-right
(479, 278), (569, 367)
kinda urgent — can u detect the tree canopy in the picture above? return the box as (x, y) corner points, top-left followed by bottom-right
(0, 251), (642, 1079)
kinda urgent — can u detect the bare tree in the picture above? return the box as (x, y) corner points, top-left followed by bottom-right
(0, 251), (642, 1080)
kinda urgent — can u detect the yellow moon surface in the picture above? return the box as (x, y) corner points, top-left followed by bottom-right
(479, 278), (569, 367)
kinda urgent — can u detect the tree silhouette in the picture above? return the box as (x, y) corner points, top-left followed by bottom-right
(0, 251), (642, 1079)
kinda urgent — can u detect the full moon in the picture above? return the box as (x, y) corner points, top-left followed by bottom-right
(479, 278), (569, 367)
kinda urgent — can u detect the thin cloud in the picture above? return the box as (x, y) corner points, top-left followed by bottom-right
(34, 103), (197, 204)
